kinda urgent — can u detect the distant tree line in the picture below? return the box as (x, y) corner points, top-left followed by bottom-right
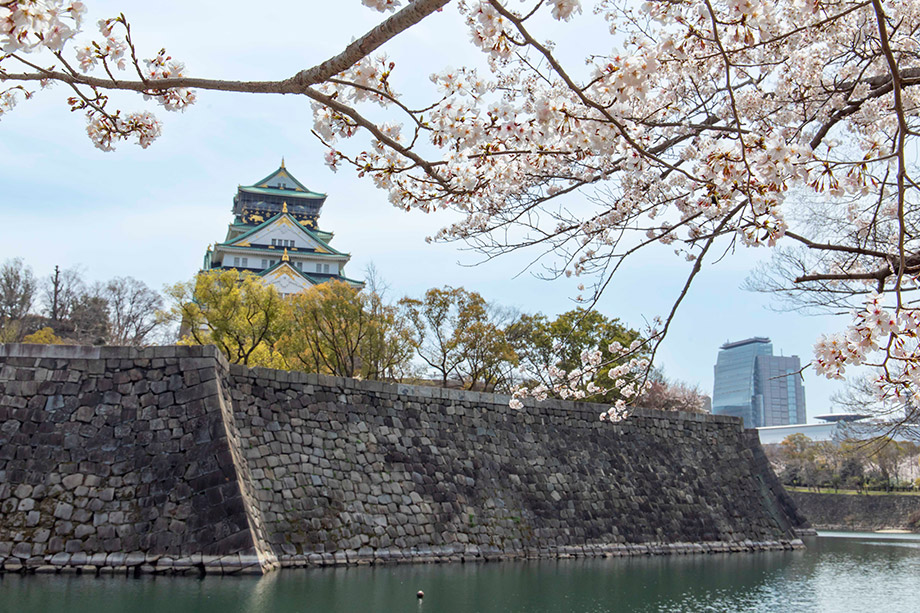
(1, 257), (707, 410)
(166, 267), (707, 410)
(0, 258), (166, 346)
(768, 433), (920, 493)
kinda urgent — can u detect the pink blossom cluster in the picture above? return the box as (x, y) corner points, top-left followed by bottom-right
(307, 0), (920, 411)
(509, 338), (651, 422)
(74, 34), (125, 71)
(813, 292), (920, 410)
(1, 0), (85, 52)
(361, 0), (402, 12)
(142, 49), (195, 111)
(85, 109), (161, 151)
(1, 6), (193, 148)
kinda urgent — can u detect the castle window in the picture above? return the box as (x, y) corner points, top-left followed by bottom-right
(324, 264), (330, 273)
(241, 257), (248, 267)
(233, 257), (240, 267)
(261, 259), (267, 268)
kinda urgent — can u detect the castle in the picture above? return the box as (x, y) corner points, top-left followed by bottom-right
(202, 162), (363, 296)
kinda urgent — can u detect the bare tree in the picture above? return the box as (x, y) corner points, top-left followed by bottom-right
(41, 265), (85, 322)
(102, 276), (164, 346)
(67, 283), (110, 345)
(832, 377), (920, 442)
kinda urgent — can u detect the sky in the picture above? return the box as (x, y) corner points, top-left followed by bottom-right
(0, 0), (852, 419)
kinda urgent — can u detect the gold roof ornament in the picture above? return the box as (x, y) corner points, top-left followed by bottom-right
(282, 248), (290, 262)
(282, 201), (288, 214)
(280, 156), (285, 169)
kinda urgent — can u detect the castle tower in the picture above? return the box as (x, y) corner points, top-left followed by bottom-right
(203, 162), (364, 296)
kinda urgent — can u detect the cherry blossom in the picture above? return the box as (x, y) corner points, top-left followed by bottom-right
(2, 0), (920, 428)
(1, 6), (193, 148)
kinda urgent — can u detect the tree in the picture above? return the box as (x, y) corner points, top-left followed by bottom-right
(634, 369), (709, 414)
(512, 308), (646, 403)
(453, 300), (518, 392)
(41, 265), (84, 322)
(399, 286), (515, 389)
(66, 287), (109, 345)
(5, 1), (920, 423)
(165, 269), (287, 366)
(0, 258), (36, 325)
(102, 276), (164, 346)
(777, 434), (821, 489)
(281, 280), (413, 380)
(360, 284), (416, 381)
(399, 287), (470, 386)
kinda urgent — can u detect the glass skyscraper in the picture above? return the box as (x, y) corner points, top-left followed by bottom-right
(712, 337), (806, 428)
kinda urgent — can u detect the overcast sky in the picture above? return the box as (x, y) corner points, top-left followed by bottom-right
(0, 1), (850, 418)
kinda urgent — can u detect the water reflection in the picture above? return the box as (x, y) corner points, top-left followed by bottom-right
(0, 534), (918, 613)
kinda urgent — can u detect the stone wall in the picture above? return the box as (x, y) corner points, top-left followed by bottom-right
(0, 344), (810, 575)
(0, 344), (274, 575)
(789, 491), (920, 532)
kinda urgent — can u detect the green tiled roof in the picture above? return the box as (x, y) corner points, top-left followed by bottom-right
(222, 211), (345, 256)
(213, 244), (347, 260)
(244, 164), (326, 198)
(239, 185), (325, 199)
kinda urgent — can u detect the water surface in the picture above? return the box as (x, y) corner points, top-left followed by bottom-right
(1, 533), (918, 612)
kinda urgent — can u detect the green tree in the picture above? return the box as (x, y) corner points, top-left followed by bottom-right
(0, 258), (36, 340)
(280, 280), (412, 380)
(777, 434), (819, 488)
(513, 308), (645, 403)
(165, 269), (287, 366)
(399, 287), (470, 386)
(400, 286), (517, 390)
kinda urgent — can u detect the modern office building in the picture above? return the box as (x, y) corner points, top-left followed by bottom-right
(712, 337), (806, 428)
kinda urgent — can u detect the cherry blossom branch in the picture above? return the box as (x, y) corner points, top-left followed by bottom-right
(1, 0), (451, 95)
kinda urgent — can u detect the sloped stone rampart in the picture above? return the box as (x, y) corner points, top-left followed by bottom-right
(0, 344), (273, 575)
(789, 491), (920, 532)
(0, 344), (810, 575)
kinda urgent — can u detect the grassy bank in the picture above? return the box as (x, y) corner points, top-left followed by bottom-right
(785, 486), (920, 497)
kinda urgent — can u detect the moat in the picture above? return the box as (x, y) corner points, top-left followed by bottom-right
(1, 533), (918, 613)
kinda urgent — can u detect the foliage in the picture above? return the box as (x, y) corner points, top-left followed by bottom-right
(280, 280), (413, 380)
(0, 258), (36, 328)
(22, 327), (65, 345)
(399, 286), (517, 391)
(511, 308), (646, 403)
(769, 434), (920, 492)
(165, 269), (288, 366)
